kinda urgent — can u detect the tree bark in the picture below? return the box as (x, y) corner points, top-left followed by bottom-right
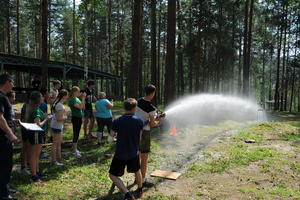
(72, 0), (77, 64)
(16, 0), (20, 55)
(41, 0), (48, 88)
(150, 0), (157, 104)
(128, 0), (143, 98)
(5, 0), (11, 54)
(164, 0), (176, 105)
(177, 0), (184, 96)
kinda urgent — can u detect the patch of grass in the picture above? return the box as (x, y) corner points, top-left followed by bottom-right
(279, 132), (300, 141)
(268, 185), (300, 199)
(204, 145), (275, 173)
(288, 122), (300, 128)
(233, 131), (263, 143)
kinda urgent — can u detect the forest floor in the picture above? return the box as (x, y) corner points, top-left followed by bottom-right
(9, 103), (300, 200)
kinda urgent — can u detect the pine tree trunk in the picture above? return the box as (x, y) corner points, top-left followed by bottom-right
(164, 0), (176, 105)
(242, 0), (249, 96)
(177, 0), (184, 96)
(150, 0), (157, 104)
(72, 0), (76, 64)
(274, 25), (283, 111)
(5, 0), (11, 54)
(188, 6), (193, 93)
(41, 0), (48, 88)
(156, 0), (162, 104)
(128, 0), (143, 98)
(108, 0), (112, 70)
(16, 0), (20, 55)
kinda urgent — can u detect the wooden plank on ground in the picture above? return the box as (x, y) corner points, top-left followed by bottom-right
(150, 170), (181, 180)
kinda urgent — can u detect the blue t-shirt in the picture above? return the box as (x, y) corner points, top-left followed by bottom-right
(39, 101), (48, 113)
(95, 99), (112, 118)
(112, 114), (144, 160)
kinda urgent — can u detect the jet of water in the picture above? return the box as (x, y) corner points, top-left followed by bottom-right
(164, 94), (267, 127)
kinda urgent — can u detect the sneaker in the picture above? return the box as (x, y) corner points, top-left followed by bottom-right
(133, 188), (143, 199)
(123, 192), (136, 200)
(52, 161), (64, 166)
(142, 181), (154, 188)
(72, 151), (82, 158)
(31, 175), (42, 183)
(18, 167), (31, 175)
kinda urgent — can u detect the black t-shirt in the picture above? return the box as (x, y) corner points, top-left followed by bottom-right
(83, 88), (94, 111)
(0, 91), (14, 134)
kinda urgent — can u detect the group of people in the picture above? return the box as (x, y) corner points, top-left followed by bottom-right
(0, 72), (163, 200)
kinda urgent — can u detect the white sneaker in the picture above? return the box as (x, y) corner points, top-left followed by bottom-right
(18, 167), (31, 175)
(72, 151), (82, 158)
(52, 161), (64, 166)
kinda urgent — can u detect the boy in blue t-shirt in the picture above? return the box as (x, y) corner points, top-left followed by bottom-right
(109, 98), (144, 200)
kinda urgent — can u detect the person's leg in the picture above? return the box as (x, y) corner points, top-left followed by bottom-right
(28, 144), (37, 176)
(57, 134), (62, 160)
(51, 133), (58, 162)
(140, 153), (148, 180)
(83, 116), (89, 138)
(72, 117), (82, 153)
(72, 117), (80, 153)
(88, 116), (95, 136)
(109, 174), (129, 194)
(20, 142), (28, 168)
(135, 170), (143, 188)
(36, 144), (42, 174)
(139, 130), (151, 181)
(96, 118), (104, 144)
(0, 135), (13, 198)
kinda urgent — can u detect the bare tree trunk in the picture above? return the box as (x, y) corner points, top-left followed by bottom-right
(128, 0), (143, 98)
(150, 0), (157, 104)
(188, 6), (193, 93)
(72, 0), (77, 64)
(164, 0), (176, 105)
(274, 25), (283, 111)
(5, 0), (11, 54)
(177, 0), (184, 96)
(108, 0), (112, 70)
(41, 0), (48, 88)
(156, 0), (162, 104)
(16, 0), (20, 55)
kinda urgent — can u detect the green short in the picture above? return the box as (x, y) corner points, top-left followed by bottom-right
(140, 130), (151, 153)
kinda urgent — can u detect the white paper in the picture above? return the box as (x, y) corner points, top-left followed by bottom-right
(20, 122), (44, 131)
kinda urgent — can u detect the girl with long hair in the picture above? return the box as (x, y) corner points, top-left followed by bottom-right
(25, 91), (50, 182)
(50, 89), (69, 165)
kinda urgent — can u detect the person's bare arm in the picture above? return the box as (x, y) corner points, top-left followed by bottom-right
(34, 116), (49, 127)
(149, 115), (160, 128)
(0, 113), (18, 143)
(106, 102), (113, 109)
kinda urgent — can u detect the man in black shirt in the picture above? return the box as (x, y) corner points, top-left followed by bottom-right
(82, 80), (97, 139)
(0, 74), (18, 200)
(135, 84), (163, 188)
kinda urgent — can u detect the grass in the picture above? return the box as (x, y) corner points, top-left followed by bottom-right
(181, 121), (300, 200)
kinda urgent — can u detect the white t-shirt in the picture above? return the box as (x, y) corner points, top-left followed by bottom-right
(50, 102), (65, 130)
(135, 98), (157, 131)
